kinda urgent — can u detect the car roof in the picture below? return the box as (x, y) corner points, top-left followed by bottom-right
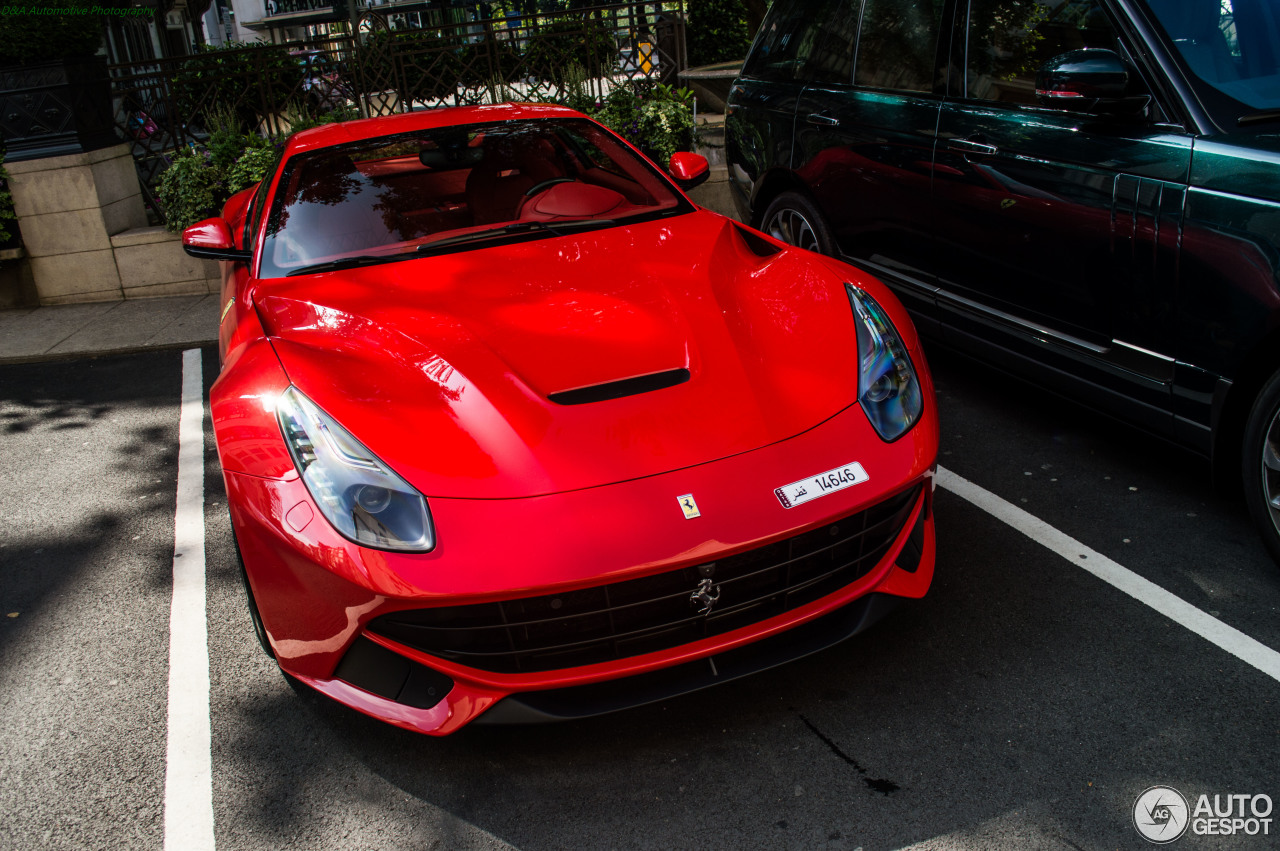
(285, 103), (589, 155)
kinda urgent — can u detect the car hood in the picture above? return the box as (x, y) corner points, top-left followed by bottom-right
(258, 212), (863, 498)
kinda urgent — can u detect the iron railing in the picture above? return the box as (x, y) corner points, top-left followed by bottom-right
(108, 2), (686, 219)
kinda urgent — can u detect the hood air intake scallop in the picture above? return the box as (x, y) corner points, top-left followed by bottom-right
(549, 368), (691, 405)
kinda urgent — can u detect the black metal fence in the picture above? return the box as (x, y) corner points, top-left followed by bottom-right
(109, 2), (686, 219)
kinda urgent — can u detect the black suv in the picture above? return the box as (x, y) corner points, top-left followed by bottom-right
(726, 0), (1280, 563)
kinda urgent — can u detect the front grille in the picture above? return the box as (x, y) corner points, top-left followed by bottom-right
(369, 484), (922, 674)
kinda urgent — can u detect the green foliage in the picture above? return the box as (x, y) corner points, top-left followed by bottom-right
(170, 42), (304, 131)
(458, 40), (522, 88)
(360, 29), (466, 102)
(555, 62), (597, 113)
(0, 0), (109, 65)
(686, 0), (752, 66)
(968, 0), (1050, 82)
(158, 132), (281, 232)
(523, 19), (616, 87)
(158, 148), (225, 233)
(206, 104), (249, 172)
(282, 103), (359, 135)
(589, 84), (696, 164)
(226, 145), (280, 196)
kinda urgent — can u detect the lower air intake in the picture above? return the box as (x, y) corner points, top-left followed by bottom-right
(367, 484), (922, 674)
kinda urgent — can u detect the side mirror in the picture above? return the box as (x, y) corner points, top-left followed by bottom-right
(1035, 49), (1141, 114)
(668, 151), (710, 190)
(182, 218), (251, 262)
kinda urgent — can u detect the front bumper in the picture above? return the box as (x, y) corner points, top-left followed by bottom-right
(226, 401), (937, 735)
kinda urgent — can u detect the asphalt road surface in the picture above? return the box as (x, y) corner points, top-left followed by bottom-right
(1, 344), (1277, 851)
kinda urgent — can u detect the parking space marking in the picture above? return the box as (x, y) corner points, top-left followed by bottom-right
(164, 349), (216, 851)
(937, 466), (1280, 685)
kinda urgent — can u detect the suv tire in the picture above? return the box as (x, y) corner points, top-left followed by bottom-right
(761, 192), (836, 256)
(1242, 368), (1280, 566)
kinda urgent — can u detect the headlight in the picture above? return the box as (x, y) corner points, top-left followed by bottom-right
(276, 386), (435, 552)
(848, 284), (923, 442)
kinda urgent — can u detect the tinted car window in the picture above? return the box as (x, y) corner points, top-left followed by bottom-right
(967, 0), (1124, 103)
(806, 0), (859, 84)
(258, 118), (682, 278)
(742, 0), (856, 83)
(854, 0), (945, 92)
(1142, 0), (1280, 116)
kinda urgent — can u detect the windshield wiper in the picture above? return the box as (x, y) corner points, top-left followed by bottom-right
(286, 254), (403, 277)
(1238, 110), (1280, 128)
(416, 219), (617, 256)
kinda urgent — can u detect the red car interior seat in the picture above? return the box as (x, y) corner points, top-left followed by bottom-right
(465, 136), (564, 225)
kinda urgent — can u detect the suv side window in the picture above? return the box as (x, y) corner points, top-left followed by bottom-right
(741, 0), (856, 83)
(966, 0), (1125, 103)
(805, 0), (858, 84)
(854, 0), (945, 92)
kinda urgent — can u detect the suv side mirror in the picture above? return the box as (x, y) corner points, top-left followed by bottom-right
(182, 217), (251, 262)
(668, 152), (710, 190)
(1035, 49), (1144, 115)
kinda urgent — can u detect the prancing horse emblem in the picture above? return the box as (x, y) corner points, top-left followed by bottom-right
(690, 577), (721, 616)
(677, 493), (701, 519)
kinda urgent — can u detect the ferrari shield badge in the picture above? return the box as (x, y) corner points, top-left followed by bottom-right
(677, 494), (701, 519)
(775, 462), (869, 508)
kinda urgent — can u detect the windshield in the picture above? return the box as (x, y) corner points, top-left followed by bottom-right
(259, 117), (686, 278)
(1142, 0), (1280, 122)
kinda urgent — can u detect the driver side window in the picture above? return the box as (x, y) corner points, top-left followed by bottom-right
(966, 0), (1125, 103)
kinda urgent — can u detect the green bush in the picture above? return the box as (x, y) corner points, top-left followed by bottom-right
(158, 134), (281, 232)
(158, 148), (225, 233)
(206, 105), (250, 172)
(686, 0), (752, 66)
(0, 0), (108, 65)
(226, 145), (280, 196)
(590, 84), (696, 164)
(171, 42), (305, 131)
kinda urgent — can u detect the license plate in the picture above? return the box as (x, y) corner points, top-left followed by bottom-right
(774, 462), (869, 509)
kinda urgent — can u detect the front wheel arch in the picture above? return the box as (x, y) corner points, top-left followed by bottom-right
(758, 190), (838, 256)
(230, 518), (276, 659)
(748, 170), (818, 227)
(1211, 328), (1280, 498)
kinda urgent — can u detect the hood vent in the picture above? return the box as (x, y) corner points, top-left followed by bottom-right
(549, 368), (691, 405)
(733, 223), (784, 257)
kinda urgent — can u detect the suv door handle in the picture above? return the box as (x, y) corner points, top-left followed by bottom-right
(806, 113), (840, 127)
(947, 138), (998, 156)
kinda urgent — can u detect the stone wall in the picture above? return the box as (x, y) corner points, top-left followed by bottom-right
(7, 144), (219, 305)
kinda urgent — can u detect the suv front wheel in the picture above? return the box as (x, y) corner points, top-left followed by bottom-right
(1242, 368), (1280, 565)
(761, 192), (836, 256)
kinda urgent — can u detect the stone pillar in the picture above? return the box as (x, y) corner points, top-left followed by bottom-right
(7, 143), (148, 304)
(111, 226), (222, 300)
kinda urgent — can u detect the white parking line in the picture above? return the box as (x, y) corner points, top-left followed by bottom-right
(164, 348), (216, 851)
(936, 466), (1280, 685)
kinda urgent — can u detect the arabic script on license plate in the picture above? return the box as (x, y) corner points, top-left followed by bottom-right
(774, 462), (869, 509)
